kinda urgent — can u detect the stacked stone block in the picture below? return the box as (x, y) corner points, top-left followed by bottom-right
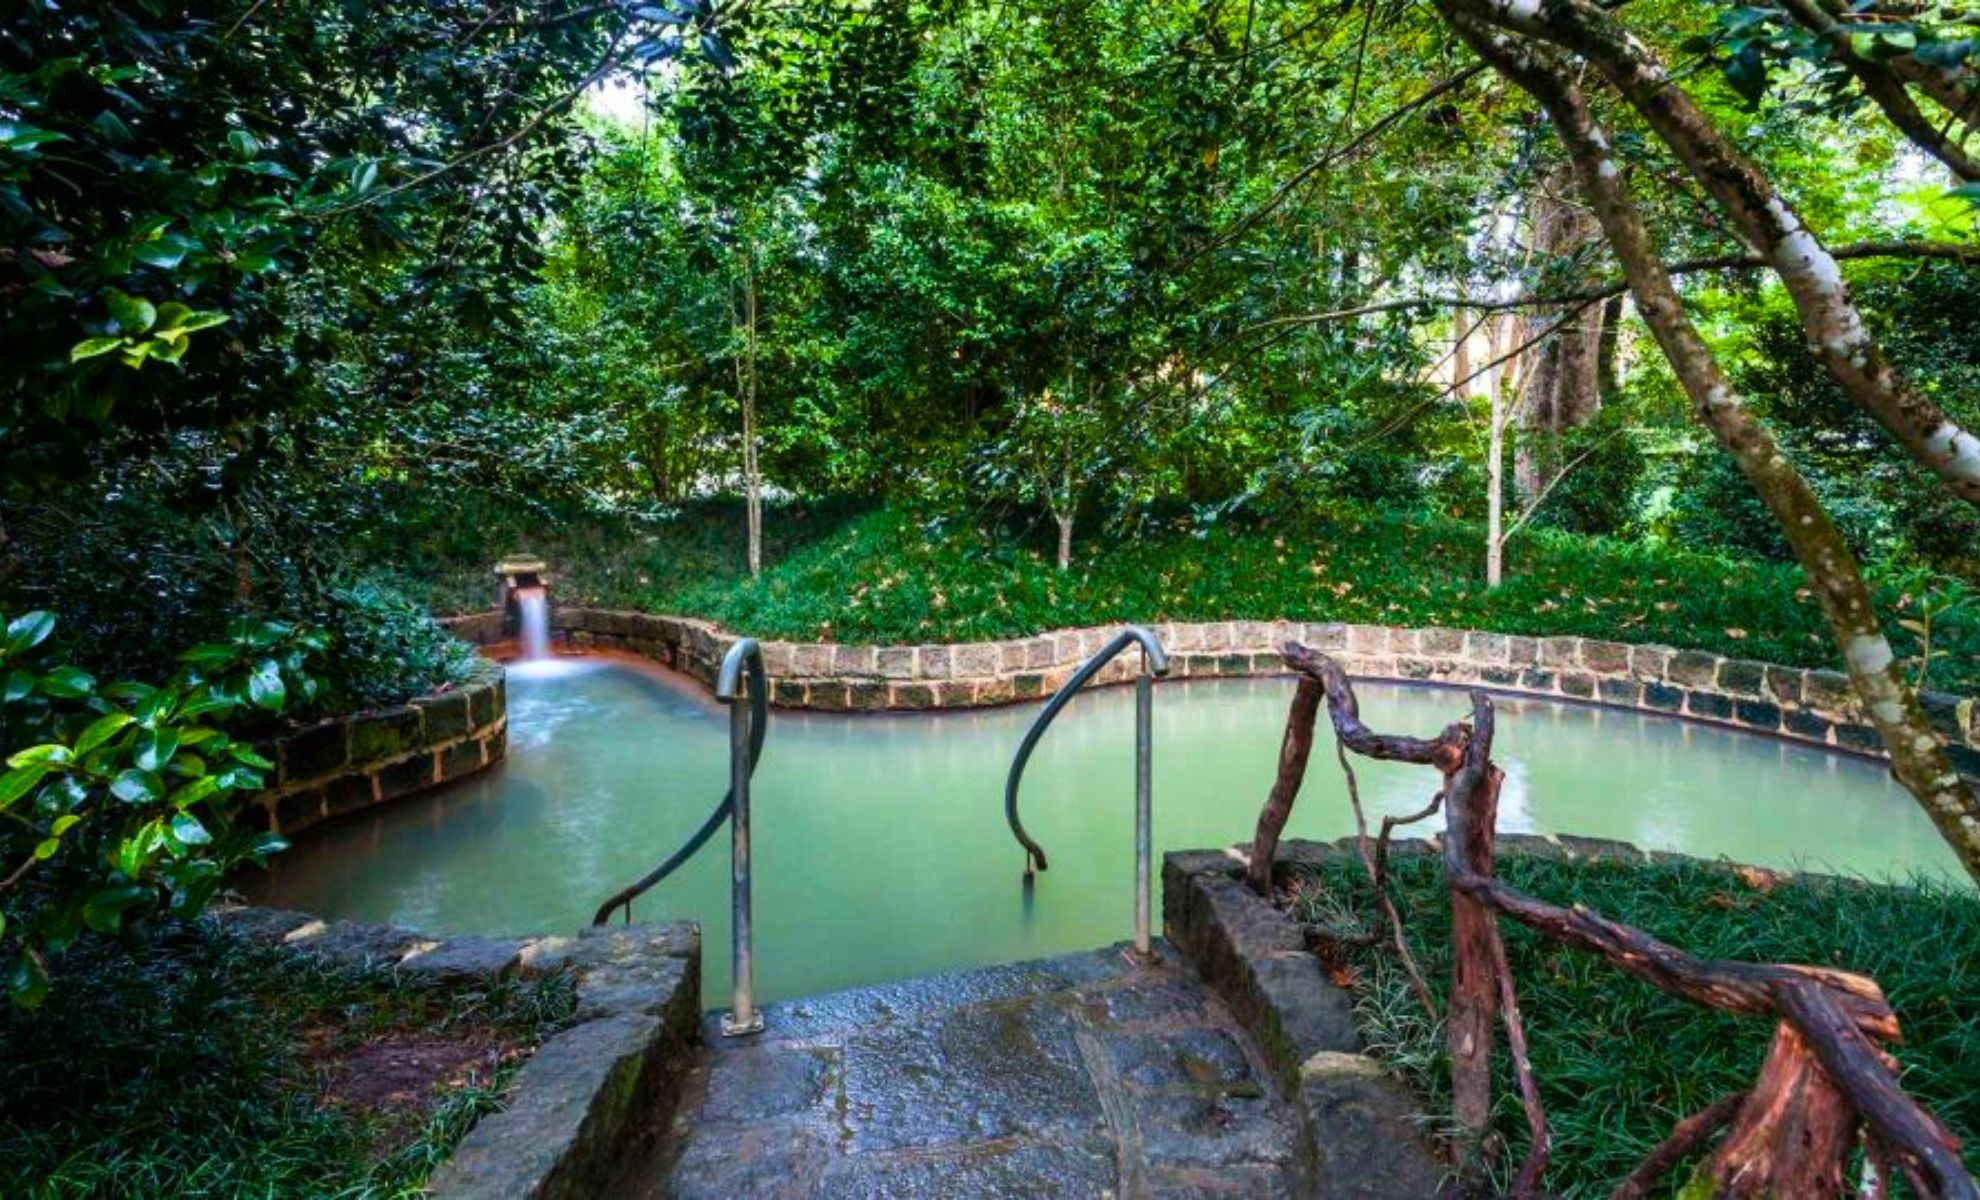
(436, 610), (1980, 786)
(254, 657), (508, 836)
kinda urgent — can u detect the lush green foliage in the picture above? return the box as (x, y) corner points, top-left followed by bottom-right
(1, 0), (1978, 1181)
(0, 610), (322, 1006)
(7, 0), (1976, 719)
(316, 584), (479, 712)
(394, 500), (1980, 692)
(1706, 262), (1980, 577)
(0, 0), (712, 708)
(0, 923), (575, 1197)
(1293, 854), (1980, 1196)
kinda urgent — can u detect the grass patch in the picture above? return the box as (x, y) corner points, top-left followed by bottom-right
(0, 922), (576, 1199)
(1289, 854), (1980, 1196)
(381, 498), (1978, 693)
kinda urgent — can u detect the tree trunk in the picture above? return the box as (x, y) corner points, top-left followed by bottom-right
(1596, 294), (1625, 400)
(1515, 167), (1605, 501)
(1487, 374), (1506, 588)
(1247, 675), (1322, 896)
(1436, 2), (1980, 885)
(1054, 508), (1073, 571)
(1451, 308), (1473, 401)
(741, 250), (763, 578)
(1692, 1021), (1857, 1197)
(1778, 0), (1980, 181)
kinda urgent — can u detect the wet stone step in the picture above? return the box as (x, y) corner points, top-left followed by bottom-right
(622, 944), (1309, 1199)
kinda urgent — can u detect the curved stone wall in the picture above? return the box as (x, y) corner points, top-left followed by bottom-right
(440, 608), (1979, 785)
(253, 657), (508, 836)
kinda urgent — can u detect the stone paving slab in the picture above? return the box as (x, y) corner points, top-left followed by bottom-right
(626, 943), (1309, 1198)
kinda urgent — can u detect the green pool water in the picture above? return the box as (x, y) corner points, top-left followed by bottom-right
(246, 658), (1963, 1006)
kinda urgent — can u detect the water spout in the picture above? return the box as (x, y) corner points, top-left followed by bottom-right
(516, 586), (550, 660)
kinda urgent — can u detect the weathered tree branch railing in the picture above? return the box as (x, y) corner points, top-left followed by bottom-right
(1252, 641), (1976, 1199)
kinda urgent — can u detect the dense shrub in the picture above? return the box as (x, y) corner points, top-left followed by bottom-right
(1529, 409), (1652, 540)
(0, 611), (320, 1006)
(314, 582), (478, 711)
(1, 479), (474, 713)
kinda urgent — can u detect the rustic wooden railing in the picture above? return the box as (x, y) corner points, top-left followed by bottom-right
(1251, 642), (1976, 1199)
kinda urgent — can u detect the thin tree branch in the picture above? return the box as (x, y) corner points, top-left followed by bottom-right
(1243, 240), (1980, 333)
(311, 35), (626, 218)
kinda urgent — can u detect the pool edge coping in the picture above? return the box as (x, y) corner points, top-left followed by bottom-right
(438, 608), (1980, 786)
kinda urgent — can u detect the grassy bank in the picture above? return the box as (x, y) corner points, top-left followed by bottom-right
(0, 924), (574, 1198)
(383, 500), (1979, 692)
(1291, 854), (1980, 1196)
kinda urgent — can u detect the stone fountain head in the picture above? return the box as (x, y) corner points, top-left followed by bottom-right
(495, 556), (552, 645)
(495, 554), (550, 592)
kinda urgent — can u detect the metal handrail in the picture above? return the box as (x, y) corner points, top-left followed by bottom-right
(1003, 626), (1170, 960)
(591, 638), (768, 1037)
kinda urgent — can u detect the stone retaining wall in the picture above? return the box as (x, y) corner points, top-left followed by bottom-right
(440, 608), (1980, 782)
(253, 657), (508, 837)
(1161, 832), (1839, 1197)
(1162, 843), (1445, 1197)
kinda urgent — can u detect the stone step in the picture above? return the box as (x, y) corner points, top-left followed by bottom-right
(619, 945), (1311, 1198)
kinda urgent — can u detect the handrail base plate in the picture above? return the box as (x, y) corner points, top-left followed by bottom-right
(721, 1011), (767, 1038)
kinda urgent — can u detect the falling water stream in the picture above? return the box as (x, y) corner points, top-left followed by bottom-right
(515, 588), (550, 660)
(249, 657), (1965, 1006)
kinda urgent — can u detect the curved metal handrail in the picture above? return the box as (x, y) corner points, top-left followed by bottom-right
(1004, 626), (1169, 960)
(590, 640), (768, 926)
(1005, 626), (1169, 874)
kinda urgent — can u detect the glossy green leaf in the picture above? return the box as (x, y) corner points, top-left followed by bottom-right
(105, 289), (156, 335)
(6, 744), (72, 769)
(0, 766), (50, 809)
(169, 813), (212, 846)
(246, 663), (286, 711)
(134, 728), (181, 772)
(4, 611), (55, 655)
(82, 885), (149, 934)
(74, 712), (134, 755)
(70, 336), (126, 362)
(39, 666), (96, 699)
(110, 768), (165, 805)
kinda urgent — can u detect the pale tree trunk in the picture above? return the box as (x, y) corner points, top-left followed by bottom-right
(738, 249), (763, 579)
(1487, 373), (1506, 588)
(1054, 452), (1074, 570)
(1439, 1), (1980, 885)
(1482, 312), (1522, 586)
(1451, 307), (1474, 402)
(1452, 304), (1508, 588)
(1479, 0), (1980, 509)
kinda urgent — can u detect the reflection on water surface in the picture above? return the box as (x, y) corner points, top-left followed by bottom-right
(250, 660), (1958, 1004)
